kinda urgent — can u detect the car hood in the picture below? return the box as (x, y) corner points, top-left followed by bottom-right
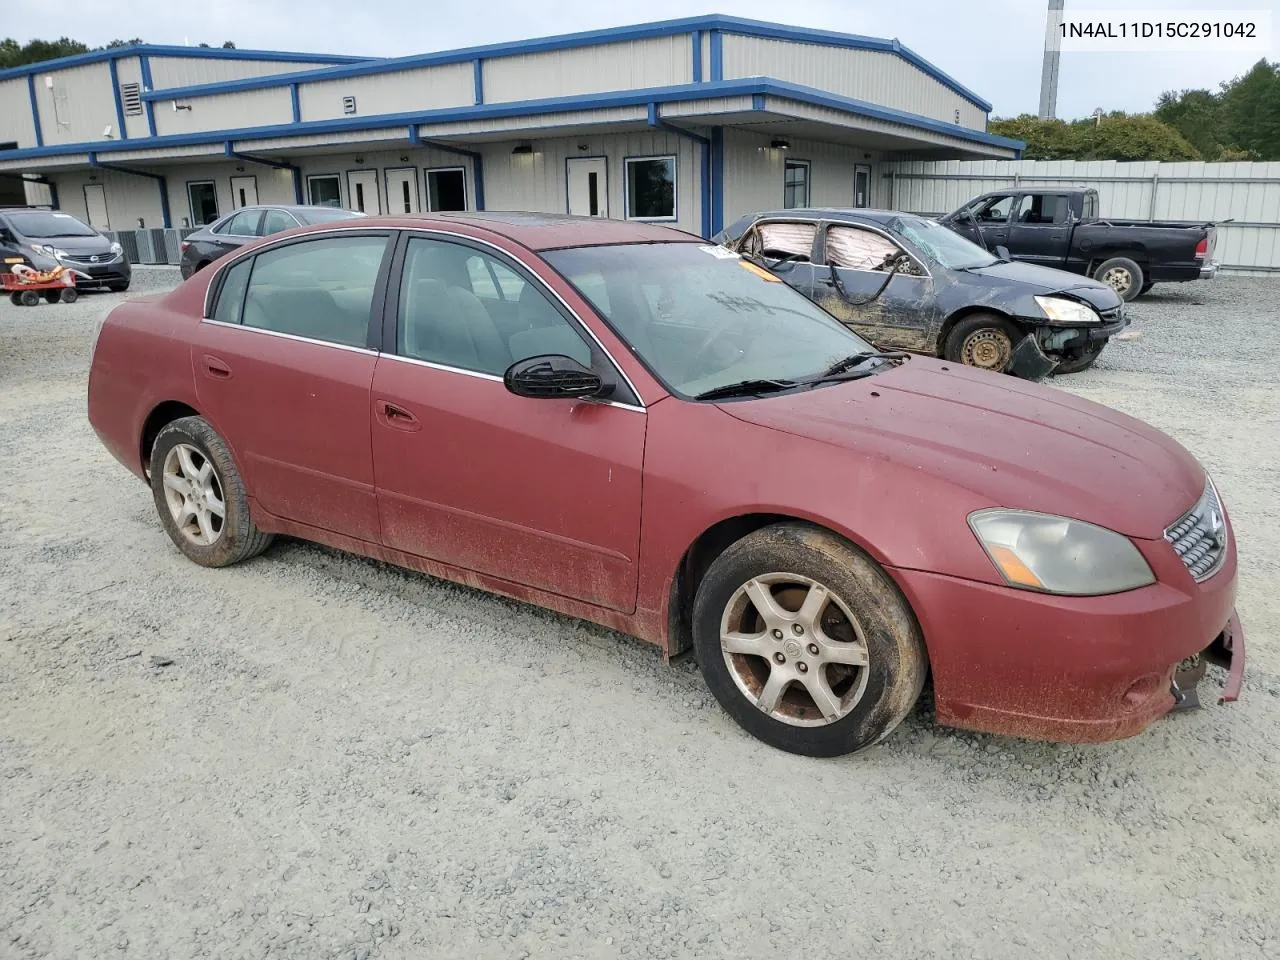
(964, 260), (1122, 311)
(717, 358), (1203, 540)
(35, 235), (114, 253)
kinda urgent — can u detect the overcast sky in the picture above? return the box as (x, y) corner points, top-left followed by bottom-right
(37, 0), (1280, 119)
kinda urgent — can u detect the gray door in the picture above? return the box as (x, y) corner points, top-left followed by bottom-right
(567, 158), (609, 218)
(853, 165), (872, 208)
(83, 183), (109, 230)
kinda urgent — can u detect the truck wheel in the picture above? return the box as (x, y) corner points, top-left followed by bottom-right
(1053, 341), (1106, 375)
(1094, 257), (1144, 302)
(943, 313), (1020, 373)
(1139, 282), (1155, 297)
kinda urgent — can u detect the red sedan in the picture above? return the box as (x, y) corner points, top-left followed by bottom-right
(87, 213), (1244, 756)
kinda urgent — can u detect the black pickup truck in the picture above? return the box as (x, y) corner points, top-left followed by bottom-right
(938, 188), (1219, 301)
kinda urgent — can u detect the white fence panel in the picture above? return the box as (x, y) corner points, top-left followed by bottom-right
(881, 159), (1280, 274)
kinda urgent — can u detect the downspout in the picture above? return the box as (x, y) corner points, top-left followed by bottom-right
(88, 152), (170, 228)
(225, 142), (303, 204)
(409, 126), (485, 211)
(648, 103), (711, 239)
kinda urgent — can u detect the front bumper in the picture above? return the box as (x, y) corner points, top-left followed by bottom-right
(891, 545), (1241, 743)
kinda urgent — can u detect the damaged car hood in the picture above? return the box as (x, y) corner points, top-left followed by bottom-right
(717, 357), (1202, 539)
(962, 260), (1122, 312)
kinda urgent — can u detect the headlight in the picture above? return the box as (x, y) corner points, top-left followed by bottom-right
(33, 244), (69, 259)
(1035, 295), (1100, 325)
(968, 508), (1155, 595)
(109, 241), (122, 254)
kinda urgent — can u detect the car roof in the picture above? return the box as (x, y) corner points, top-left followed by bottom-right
(303, 211), (704, 251)
(744, 208), (920, 227)
(222, 204), (359, 214)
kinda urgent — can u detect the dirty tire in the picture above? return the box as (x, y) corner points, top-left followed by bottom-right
(108, 280), (130, 293)
(60, 287), (78, 303)
(692, 522), (927, 757)
(9, 291), (22, 306)
(43, 289), (61, 304)
(19, 289), (40, 307)
(149, 416), (273, 568)
(943, 313), (1020, 373)
(1094, 257), (1145, 302)
(1054, 341), (1106, 375)
(1139, 281), (1155, 296)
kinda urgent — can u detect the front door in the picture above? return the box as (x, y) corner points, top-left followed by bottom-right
(384, 168), (420, 214)
(346, 170), (381, 214)
(1007, 193), (1073, 267)
(567, 158), (609, 218)
(83, 183), (109, 230)
(370, 234), (645, 612)
(230, 176), (258, 209)
(799, 223), (937, 353)
(192, 232), (393, 541)
(949, 193), (1013, 251)
(853, 165), (872, 208)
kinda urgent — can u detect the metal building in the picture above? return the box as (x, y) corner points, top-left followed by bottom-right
(0, 16), (1021, 239)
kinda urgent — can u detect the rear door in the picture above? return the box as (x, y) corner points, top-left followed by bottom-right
(369, 233), (646, 612)
(1007, 193), (1073, 267)
(192, 231), (394, 541)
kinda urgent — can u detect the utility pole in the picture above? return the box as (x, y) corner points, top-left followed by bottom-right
(1039, 0), (1065, 119)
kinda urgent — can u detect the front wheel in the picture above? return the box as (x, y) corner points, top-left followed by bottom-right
(1094, 257), (1144, 302)
(692, 522), (928, 757)
(1053, 341), (1106, 375)
(108, 281), (130, 293)
(943, 313), (1020, 373)
(149, 416), (274, 567)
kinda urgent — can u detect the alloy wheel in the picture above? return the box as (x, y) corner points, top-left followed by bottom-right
(1102, 266), (1133, 296)
(161, 443), (226, 546)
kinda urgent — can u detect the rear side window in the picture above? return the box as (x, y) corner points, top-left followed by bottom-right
(743, 221), (816, 261)
(261, 209), (297, 236)
(825, 226), (901, 272)
(222, 210), (263, 236)
(212, 258), (252, 324)
(239, 236), (388, 347)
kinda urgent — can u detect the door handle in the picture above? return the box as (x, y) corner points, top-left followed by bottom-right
(202, 355), (232, 379)
(379, 400), (421, 431)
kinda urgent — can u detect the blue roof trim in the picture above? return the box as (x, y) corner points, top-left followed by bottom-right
(129, 14), (991, 112)
(0, 79), (1022, 165)
(0, 44), (368, 82)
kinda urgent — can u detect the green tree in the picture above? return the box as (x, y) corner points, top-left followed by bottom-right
(989, 112), (1200, 161)
(0, 37), (89, 69)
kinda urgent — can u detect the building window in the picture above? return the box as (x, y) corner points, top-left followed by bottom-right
(783, 160), (810, 209)
(307, 174), (342, 208)
(426, 167), (467, 212)
(186, 181), (219, 227)
(625, 156), (676, 221)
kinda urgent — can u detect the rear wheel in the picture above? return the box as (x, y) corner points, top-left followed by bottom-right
(1053, 341), (1106, 374)
(43, 289), (61, 304)
(1139, 281), (1155, 296)
(19, 290), (39, 307)
(149, 416), (273, 568)
(59, 288), (78, 303)
(1094, 257), (1144, 302)
(9, 292), (22, 306)
(692, 522), (927, 757)
(943, 312), (1020, 373)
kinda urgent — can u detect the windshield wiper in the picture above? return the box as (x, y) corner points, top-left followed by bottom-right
(818, 350), (910, 377)
(693, 378), (799, 401)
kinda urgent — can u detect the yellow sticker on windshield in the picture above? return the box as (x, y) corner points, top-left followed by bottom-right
(739, 260), (782, 282)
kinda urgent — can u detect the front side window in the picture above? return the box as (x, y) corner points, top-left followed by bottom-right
(307, 175), (342, 208)
(397, 237), (590, 376)
(187, 182), (219, 227)
(239, 235), (388, 347)
(426, 168), (467, 212)
(625, 156), (676, 221)
(783, 160), (810, 209)
(825, 226), (902, 272)
(972, 195), (1013, 223)
(222, 210), (263, 236)
(545, 243), (872, 398)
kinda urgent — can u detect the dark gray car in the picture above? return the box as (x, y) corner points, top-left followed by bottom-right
(179, 204), (365, 279)
(0, 208), (131, 291)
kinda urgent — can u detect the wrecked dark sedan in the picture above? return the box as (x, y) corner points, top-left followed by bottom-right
(714, 209), (1128, 377)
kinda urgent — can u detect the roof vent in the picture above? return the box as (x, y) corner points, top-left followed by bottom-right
(120, 82), (143, 116)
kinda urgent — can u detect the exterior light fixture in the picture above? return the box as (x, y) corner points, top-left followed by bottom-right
(512, 143), (534, 155)
(770, 139), (790, 150)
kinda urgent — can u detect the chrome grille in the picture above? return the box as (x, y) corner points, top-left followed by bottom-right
(61, 253), (118, 265)
(1165, 482), (1228, 582)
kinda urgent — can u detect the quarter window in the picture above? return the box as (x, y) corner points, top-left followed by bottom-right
(212, 258), (252, 324)
(240, 235), (388, 348)
(625, 156), (676, 221)
(307, 175), (342, 208)
(187, 181), (219, 227)
(783, 160), (810, 209)
(397, 237), (590, 375)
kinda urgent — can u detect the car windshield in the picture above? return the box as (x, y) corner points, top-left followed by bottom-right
(6, 211), (98, 239)
(543, 242), (874, 398)
(891, 215), (998, 269)
(298, 208), (365, 224)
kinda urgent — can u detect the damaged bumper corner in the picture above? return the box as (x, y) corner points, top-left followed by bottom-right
(1172, 610), (1245, 710)
(1009, 334), (1059, 381)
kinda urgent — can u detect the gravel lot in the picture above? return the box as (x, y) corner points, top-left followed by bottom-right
(2, 269), (1277, 960)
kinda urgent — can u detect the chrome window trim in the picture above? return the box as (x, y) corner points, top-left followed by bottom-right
(201, 317), (378, 355)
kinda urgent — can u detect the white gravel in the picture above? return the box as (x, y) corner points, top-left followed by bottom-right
(2, 269), (1277, 960)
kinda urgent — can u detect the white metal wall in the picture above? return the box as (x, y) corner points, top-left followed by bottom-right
(883, 158), (1280, 274)
(0, 77), (37, 148)
(31, 63), (119, 146)
(721, 128), (877, 224)
(479, 131), (701, 236)
(114, 57), (150, 140)
(167, 162), (296, 227)
(483, 36), (693, 104)
(155, 87), (294, 136)
(723, 37), (987, 129)
(294, 147), (481, 213)
(299, 64), (474, 122)
(148, 57), (340, 90)
(47, 169), (165, 231)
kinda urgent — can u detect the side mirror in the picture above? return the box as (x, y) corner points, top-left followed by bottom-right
(995, 245), (1011, 261)
(503, 354), (614, 400)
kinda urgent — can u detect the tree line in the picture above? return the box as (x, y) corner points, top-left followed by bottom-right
(991, 58), (1280, 162)
(0, 36), (235, 69)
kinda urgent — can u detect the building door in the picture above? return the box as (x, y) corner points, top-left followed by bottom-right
(566, 157), (609, 218)
(853, 165), (872, 208)
(230, 176), (258, 209)
(83, 183), (109, 229)
(346, 170), (381, 214)
(384, 168), (420, 214)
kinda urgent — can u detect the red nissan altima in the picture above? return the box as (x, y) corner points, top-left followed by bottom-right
(87, 212), (1244, 756)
